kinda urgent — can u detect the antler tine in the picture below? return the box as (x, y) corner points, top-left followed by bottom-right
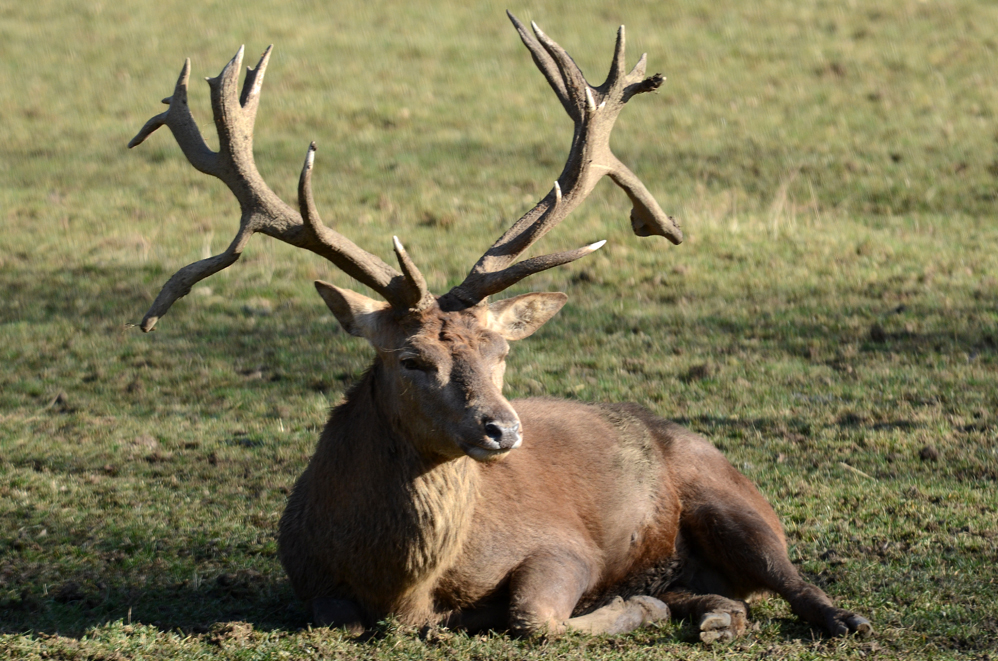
(439, 16), (682, 311)
(128, 58), (217, 174)
(465, 240), (607, 302)
(506, 11), (574, 121)
(206, 46), (259, 166)
(139, 229), (253, 332)
(130, 47), (413, 330)
(392, 237), (434, 311)
(240, 44), (272, 123)
(289, 142), (409, 309)
(296, 144), (411, 307)
(529, 20), (592, 122)
(603, 25), (627, 95)
(628, 52), (648, 82)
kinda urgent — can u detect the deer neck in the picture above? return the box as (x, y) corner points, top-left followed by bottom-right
(335, 365), (481, 604)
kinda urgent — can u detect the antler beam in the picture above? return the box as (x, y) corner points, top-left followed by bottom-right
(439, 12), (682, 311)
(129, 47), (432, 331)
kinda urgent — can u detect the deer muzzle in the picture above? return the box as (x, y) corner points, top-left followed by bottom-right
(484, 419), (522, 451)
(460, 413), (522, 462)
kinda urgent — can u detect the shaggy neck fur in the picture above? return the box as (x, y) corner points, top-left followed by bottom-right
(322, 363), (481, 620)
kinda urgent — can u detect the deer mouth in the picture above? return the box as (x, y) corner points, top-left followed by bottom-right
(460, 441), (514, 462)
(459, 430), (522, 462)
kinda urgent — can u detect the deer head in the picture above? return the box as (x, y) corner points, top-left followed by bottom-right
(316, 279), (569, 461)
(128, 12), (682, 462)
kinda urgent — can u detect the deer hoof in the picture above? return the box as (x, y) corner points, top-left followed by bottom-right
(700, 628), (735, 644)
(846, 614), (874, 637)
(827, 610), (873, 637)
(627, 595), (670, 625)
(698, 608), (748, 645)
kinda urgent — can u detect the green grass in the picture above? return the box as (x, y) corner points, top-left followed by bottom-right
(2, 0), (997, 658)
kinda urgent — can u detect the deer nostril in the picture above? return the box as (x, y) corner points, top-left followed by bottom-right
(484, 421), (503, 441)
(483, 419), (521, 450)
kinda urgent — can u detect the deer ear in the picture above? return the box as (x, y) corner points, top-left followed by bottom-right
(487, 292), (568, 341)
(315, 281), (390, 339)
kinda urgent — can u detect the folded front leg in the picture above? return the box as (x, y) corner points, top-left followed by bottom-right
(566, 595), (671, 635)
(508, 549), (669, 636)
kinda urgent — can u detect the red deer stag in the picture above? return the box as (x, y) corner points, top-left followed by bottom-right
(129, 13), (872, 643)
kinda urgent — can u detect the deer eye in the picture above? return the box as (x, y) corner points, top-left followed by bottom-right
(400, 357), (424, 371)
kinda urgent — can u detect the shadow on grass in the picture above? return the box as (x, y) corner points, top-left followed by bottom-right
(675, 413), (926, 438)
(0, 571), (308, 637)
(0, 263), (365, 411)
(689, 310), (997, 360)
(4, 264), (995, 362)
(673, 415), (817, 447)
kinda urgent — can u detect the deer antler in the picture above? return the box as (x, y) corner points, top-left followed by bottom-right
(439, 12), (682, 311)
(128, 46), (432, 331)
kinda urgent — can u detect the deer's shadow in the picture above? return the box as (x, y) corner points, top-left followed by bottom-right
(0, 569), (307, 637)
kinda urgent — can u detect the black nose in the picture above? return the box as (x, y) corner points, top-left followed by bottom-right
(483, 419), (522, 450)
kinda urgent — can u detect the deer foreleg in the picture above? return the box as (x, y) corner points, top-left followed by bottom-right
(564, 595), (670, 635)
(507, 550), (668, 636)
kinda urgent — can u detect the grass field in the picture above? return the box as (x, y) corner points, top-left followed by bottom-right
(1, 0), (997, 658)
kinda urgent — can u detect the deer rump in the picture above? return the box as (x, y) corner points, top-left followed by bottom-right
(128, 11), (871, 643)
